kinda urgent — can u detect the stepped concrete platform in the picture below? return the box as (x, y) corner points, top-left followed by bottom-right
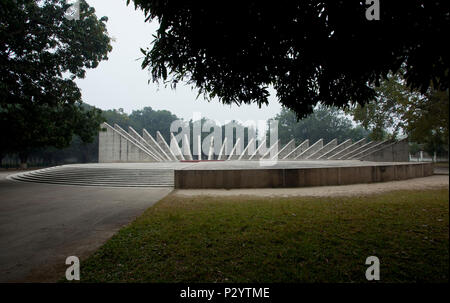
(8, 163), (195, 188)
(8, 161), (434, 189)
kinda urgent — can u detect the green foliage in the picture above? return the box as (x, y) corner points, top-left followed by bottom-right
(273, 105), (368, 145)
(129, 107), (178, 142)
(14, 106), (180, 166)
(130, 0), (449, 118)
(101, 108), (131, 131)
(350, 73), (449, 153)
(0, 0), (112, 163)
(103, 106), (179, 143)
(404, 90), (449, 155)
(350, 73), (413, 141)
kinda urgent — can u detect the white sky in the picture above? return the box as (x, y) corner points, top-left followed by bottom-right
(76, 0), (282, 123)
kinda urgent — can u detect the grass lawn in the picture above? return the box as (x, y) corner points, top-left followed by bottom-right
(80, 189), (449, 283)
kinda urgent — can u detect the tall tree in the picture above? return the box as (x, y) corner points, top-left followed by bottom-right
(129, 0), (449, 118)
(403, 89), (449, 155)
(0, 0), (112, 167)
(350, 73), (412, 141)
(350, 73), (449, 154)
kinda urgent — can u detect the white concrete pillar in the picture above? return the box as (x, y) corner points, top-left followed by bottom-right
(208, 137), (215, 160)
(183, 134), (193, 160)
(227, 138), (241, 160)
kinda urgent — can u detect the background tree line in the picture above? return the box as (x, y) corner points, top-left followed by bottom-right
(0, 105), (179, 167)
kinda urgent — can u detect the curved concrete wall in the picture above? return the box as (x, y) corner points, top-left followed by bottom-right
(174, 162), (434, 189)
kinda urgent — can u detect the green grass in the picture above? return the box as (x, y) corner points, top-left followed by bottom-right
(80, 189), (449, 283)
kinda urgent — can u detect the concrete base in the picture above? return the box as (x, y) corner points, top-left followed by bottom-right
(174, 161), (434, 189)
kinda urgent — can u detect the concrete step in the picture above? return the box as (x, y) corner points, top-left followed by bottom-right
(15, 177), (173, 184)
(10, 166), (175, 187)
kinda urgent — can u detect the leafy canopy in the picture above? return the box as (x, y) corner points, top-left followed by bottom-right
(129, 0), (449, 118)
(350, 73), (412, 141)
(0, 0), (112, 159)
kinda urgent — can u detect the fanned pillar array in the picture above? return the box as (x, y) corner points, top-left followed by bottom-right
(99, 123), (410, 163)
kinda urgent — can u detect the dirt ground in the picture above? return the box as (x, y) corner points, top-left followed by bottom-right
(173, 175), (449, 198)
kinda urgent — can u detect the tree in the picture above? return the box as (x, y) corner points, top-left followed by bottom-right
(273, 105), (368, 145)
(129, 0), (449, 118)
(350, 73), (412, 141)
(103, 106), (180, 143)
(102, 108), (132, 130)
(128, 107), (179, 142)
(13, 105), (181, 167)
(404, 89), (449, 156)
(350, 73), (449, 155)
(0, 0), (112, 167)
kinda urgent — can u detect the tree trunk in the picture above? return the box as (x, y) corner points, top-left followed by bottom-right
(19, 152), (28, 170)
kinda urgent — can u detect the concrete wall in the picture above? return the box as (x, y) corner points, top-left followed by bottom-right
(329, 138), (366, 160)
(339, 141), (377, 159)
(350, 140), (391, 160)
(296, 139), (323, 159)
(99, 123), (132, 163)
(99, 123), (159, 163)
(284, 140), (309, 159)
(174, 162), (434, 189)
(361, 140), (409, 162)
(98, 123), (115, 163)
(307, 139), (337, 159)
(274, 139), (295, 160)
(318, 139), (352, 159)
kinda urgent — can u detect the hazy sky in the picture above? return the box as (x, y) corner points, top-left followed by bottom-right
(76, 0), (282, 123)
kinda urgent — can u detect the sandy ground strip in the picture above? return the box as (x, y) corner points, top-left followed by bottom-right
(173, 175), (449, 198)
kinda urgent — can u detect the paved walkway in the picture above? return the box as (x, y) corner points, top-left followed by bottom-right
(0, 171), (172, 282)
